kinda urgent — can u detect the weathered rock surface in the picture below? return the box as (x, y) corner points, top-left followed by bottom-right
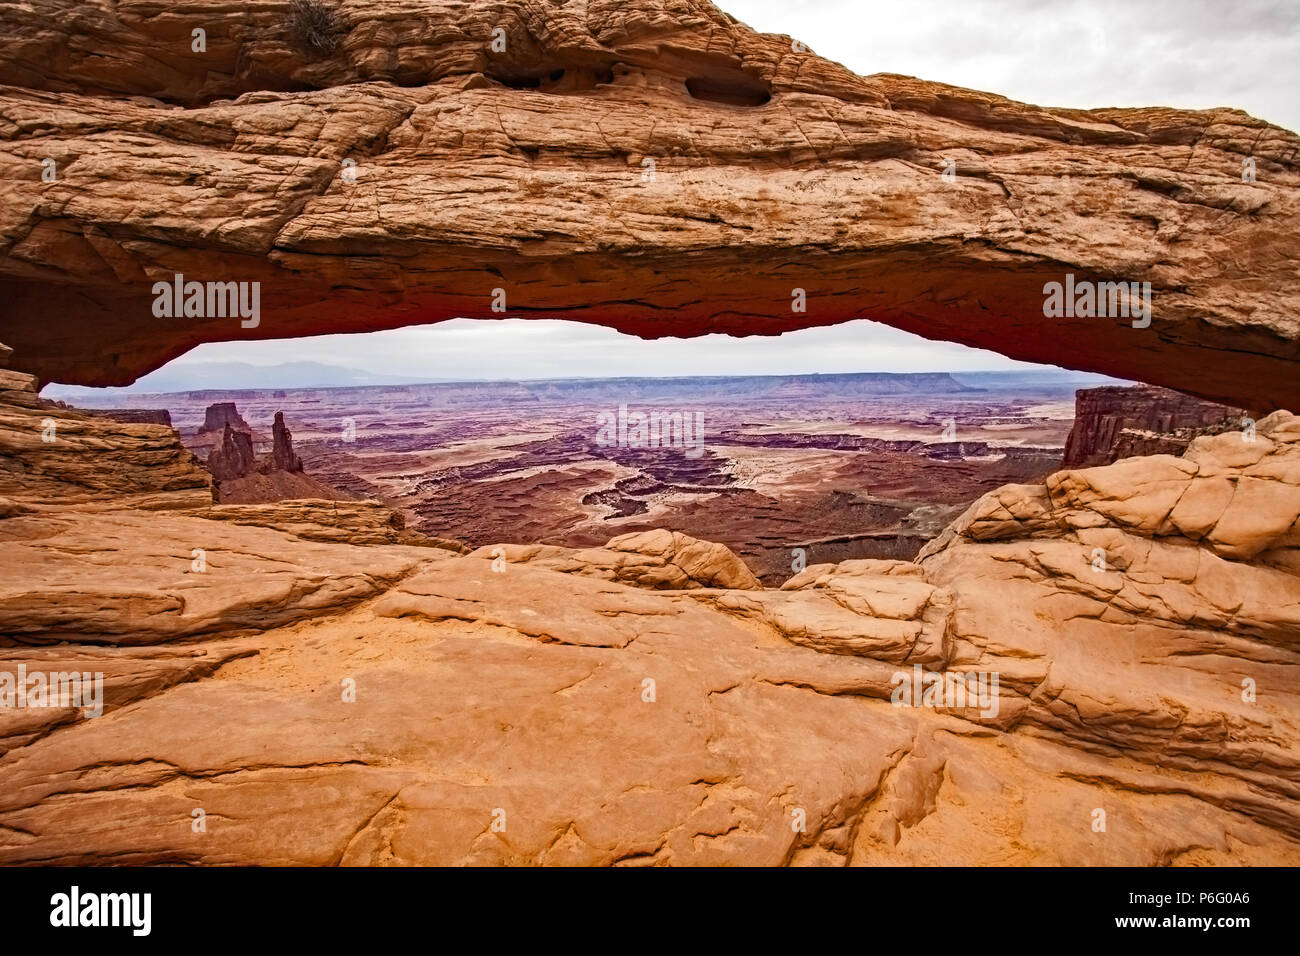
(697, 559), (954, 665)
(205, 424), (256, 483)
(267, 410), (302, 473)
(1, 1), (1298, 410)
(189, 401), (263, 452)
(39, 398), (174, 427)
(215, 467), (358, 504)
(80, 407), (174, 427)
(1, 0), (1299, 866)
(910, 415), (1300, 844)
(0, 381), (454, 532)
(470, 528), (762, 590)
(196, 401), (351, 503)
(202, 402), (252, 436)
(1063, 384), (1244, 467)
(186, 498), (469, 551)
(1, 369), (1298, 865)
(0, 509), (432, 644)
(0, 386), (213, 510)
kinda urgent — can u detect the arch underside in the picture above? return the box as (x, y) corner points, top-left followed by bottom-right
(0, 0), (1295, 409)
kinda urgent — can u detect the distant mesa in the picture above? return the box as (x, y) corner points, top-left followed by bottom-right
(83, 407), (173, 427)
(203, 402), (252, 434)
(37, 402), (174, 427)
(1063, 385), (1245, 468)
(190, 401), (265, 450)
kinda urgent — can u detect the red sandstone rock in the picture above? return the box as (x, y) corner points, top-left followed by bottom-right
(1063, 385), (1244, 467)
(468, 528), (762, 591)
(265, 410), (302, 474)
(0, 2), (1297, 410)
(190, 401), (263, 451)
(196, 402), (348, 503)
(0, 1), (1299, 869)
(81, 407), (173, 427)
(0, 386), (213, 510)
(184, 499), (469, 551)
(205, 424), (255, 483)
(1, 365), (1298, 865)
(202, 402), (251, 435)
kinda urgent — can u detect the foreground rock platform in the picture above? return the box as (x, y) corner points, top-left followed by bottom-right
(1, 376), (1298, 865)
(0, 0), (1298, 410)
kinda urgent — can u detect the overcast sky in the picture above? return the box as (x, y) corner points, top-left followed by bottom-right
(150, 0), (1295, 385)
(735, 0), (1299, 132)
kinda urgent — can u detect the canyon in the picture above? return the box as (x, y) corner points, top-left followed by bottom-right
(82, 371), (1077, 584)
(3, 349), (1300, 865)
(0, 0), (1298, 868)
(1063, 385), (1246, 468)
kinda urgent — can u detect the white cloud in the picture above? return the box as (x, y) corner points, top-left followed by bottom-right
(728, 0), (1298, 131)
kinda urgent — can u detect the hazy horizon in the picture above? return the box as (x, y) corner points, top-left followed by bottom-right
(43, 358), (1123, 402)
(44, 319), (1127, 398)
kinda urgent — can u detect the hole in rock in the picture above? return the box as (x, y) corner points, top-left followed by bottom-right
(45, 318), (1139, 588)
(494, 74), (542, 90)
(685, 74), (772, 107)
(491, 66), (617, 93)
(393, 72), (431, 88)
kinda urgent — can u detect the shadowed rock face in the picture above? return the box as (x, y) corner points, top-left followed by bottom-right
(1063, 385), (1245, 468)
(80, 407), (173, 427)
(0, 0), (1297, 409)
(206, 425), (255, 483)
(268, 411), (302, 473)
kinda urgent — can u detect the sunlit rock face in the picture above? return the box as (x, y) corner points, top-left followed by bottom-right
(1, 1), (1299, 868)
(0, 0), (1298, 410)
(2, 343), (1300, 864)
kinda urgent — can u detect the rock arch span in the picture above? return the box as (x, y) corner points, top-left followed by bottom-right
(0, 0), (1296, 410)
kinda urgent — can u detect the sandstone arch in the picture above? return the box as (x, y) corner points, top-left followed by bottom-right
(0, 0), (1296, 410)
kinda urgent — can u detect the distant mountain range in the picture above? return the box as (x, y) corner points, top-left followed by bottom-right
(43, 362), (434, 399)
(952, 370), (1124, 389)
(45, 363), (1126, 406)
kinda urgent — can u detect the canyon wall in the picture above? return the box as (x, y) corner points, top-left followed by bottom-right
(1063, 385), (1245, 468)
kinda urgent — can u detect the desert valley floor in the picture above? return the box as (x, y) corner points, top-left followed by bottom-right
(81, 372), (1077, 583)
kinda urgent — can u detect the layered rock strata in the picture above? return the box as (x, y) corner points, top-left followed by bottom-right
(0, 0), (1296, 410)
(1, 351), (1297, 865)
(1064, 385), (1245, 467)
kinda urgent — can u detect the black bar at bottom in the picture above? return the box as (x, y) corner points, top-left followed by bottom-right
(0, 865), (1278, 942)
